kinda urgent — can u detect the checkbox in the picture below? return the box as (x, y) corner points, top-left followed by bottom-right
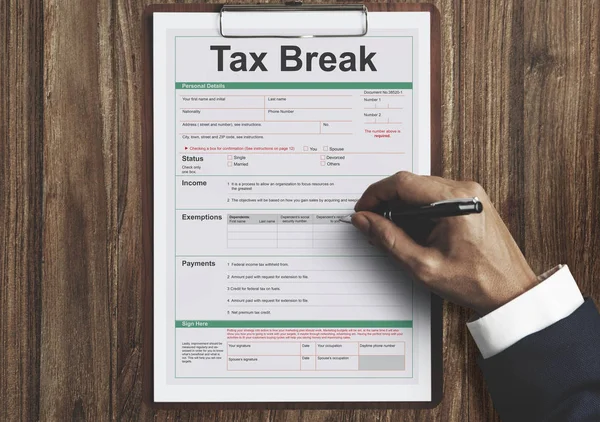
(320, 161), (325, 166)
(323, 146), (328, 151)
(303, 146), (308, 151)
(320, 155), (325, 160)
(228, 162), (233, 167)
(227, 155), (232, 160)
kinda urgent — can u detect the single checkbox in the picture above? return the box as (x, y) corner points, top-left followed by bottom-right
(320, 161), (325, 166)
(227, 155), (232, 160)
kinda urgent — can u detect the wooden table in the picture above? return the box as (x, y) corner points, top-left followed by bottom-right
(1, 0), (599, 420)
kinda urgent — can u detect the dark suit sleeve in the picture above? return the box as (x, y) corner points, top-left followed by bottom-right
(479, 298), (600, 422)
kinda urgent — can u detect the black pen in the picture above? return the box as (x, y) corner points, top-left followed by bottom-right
(339, 197), (483, 224)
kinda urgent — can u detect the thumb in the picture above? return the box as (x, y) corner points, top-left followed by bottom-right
(351, 211), (435, 275)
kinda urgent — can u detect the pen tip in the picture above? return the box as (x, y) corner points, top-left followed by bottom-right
(339, 214), (354, 224)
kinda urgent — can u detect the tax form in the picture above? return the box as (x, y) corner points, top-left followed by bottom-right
(152, 10), (433, 402)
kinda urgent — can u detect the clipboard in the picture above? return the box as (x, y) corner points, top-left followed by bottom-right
(142, 2), (442, 409)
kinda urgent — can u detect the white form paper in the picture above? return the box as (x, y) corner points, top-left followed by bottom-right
(153, 11), (432, 402)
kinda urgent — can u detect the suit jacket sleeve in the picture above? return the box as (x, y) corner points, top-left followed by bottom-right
(479, 298), (600, 422)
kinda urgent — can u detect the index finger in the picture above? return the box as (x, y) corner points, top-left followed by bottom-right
(355, 171), (454, 211)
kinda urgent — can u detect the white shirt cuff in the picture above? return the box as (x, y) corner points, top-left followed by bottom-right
(466, 265), (583, 359)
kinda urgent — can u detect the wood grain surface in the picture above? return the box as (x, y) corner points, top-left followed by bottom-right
(1, 0), (599, 421)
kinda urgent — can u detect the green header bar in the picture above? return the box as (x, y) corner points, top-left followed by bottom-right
(176, 82), (413, 90)
(176, 320), (413, 328)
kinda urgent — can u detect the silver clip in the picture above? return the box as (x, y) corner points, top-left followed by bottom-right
(219, 4), (368, 38)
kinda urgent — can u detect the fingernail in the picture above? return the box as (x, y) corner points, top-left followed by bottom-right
(352, 213), (371, 235)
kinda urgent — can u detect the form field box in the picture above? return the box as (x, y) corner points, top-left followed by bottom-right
(266, 108), (351, 122)
(317, 342), (358, 356)
(227, 239), (277, 248)
(228, 355), (300, 371)
(277, 239), (313, 248)
(312, 223), (352, 232)
(312, 231), (363, 241)
(263, 269), (407, 285)
(265, 95), (352, 109)
(359, 342), (406, 356)
(229, 282), (407, 297)
(179, 95), (263, 108)
(228, 342), (300, 356)
(316, 355), (358, 371)
(358, 355), (405, 371)
(276, 232), (313, 240)
(226, 294), (404, 307)
(276, 225), (313, 232)
(182, 108), (263, 121)
(301, 355), (316, 370)
(179, 121), (320, 135)
(301, 343), (316, 355)
(227, 232), (277, 240)
(227, 225), (278, 233)
(313, 239), (364, 248)
(320, 121), (353, 134)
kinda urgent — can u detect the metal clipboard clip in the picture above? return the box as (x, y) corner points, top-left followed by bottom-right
(219, 3), (368, 38)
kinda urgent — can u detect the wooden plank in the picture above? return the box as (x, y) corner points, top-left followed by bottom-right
(40, 1), (116, 420)
(0, 1), (44, 421)
(523, 0), (600, 297)
(116, 1), (157, 419)
(433, 0), (468, 420)
(459, 0), (526, 421)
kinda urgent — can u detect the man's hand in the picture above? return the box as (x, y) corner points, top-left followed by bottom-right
(352, 171), (538, 315)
